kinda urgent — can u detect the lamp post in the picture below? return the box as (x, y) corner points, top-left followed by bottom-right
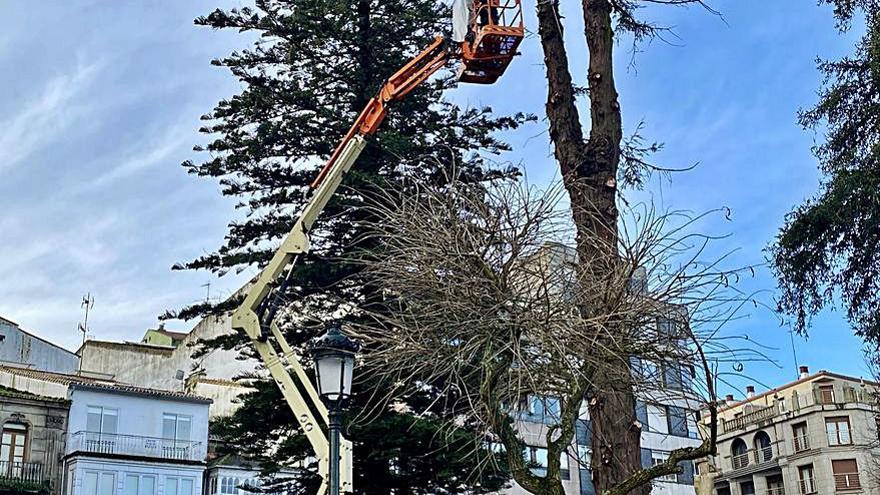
(310, 325), (359, 495)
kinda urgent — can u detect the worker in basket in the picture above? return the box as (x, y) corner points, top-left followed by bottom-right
(452, 0), (499, 44)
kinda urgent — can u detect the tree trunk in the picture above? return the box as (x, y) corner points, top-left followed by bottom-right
(536, 0), (645, 493)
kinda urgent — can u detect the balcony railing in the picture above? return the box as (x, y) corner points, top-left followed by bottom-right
(730, 445), (774, 470)
(0, 461), (44, 483)
(722, 406), (776, 433)
(756, 445), (773, 463)
(68, 432), (205, 462)
(834, 473), (861, 491)
(799, 478), (817, 495)
(763, 487), (784, 495)
(793, 435), (810, 453)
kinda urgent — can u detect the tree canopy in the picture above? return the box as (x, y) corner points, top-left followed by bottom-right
(175, 0), (529, 492)
(771, 0), (880, 348)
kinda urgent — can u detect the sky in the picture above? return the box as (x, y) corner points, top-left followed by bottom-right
(0, 1), (870, 398)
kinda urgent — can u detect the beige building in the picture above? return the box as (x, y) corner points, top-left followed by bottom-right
(77, 313), (257, 418)
(697, 367), (880, 495)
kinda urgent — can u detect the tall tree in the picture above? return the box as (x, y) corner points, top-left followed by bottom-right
(174, 0), (528, 492)
(534, 0), (716, 492)
(771, 1), (880, 348)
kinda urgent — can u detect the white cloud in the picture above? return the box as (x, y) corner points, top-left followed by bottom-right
(0, 60), (102, 171)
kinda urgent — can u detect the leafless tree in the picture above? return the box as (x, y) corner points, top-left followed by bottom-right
(347, 177), (758, 495)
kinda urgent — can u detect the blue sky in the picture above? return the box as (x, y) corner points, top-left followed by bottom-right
(0, 1), (869, 398)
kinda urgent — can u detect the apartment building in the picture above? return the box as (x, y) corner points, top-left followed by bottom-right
(497, 244), (703, 495)
(696, 367), (880, 495)
(505, 385), (701, 495)
(0, 365), (212, 495)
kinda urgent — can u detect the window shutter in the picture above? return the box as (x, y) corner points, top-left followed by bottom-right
(640, 448), (653, 469)
(831, 459), (857, 474)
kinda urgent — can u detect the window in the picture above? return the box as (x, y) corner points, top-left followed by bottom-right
(731, 439), (749, 469)
(680, 364), (695, 391)
(740, 481), (755, 495)
(529, 396), (561, 419)
(82, 472), (116, 495)
(831, 459), (861, 491)
(167, 477), (194, 495)
(826, 417), (852, 446)
(578, 400), (590, 421)
(818, 385), (835, 404)
(778, 396), (787, 413)
(798, 465), (817, 495)
(651, 452), (676, 481)
(524, 446), (548, 477)
(641, 360), (659, 382)
(209, 477), (218, 495)
(792, 422), (810, 452)
(221, 477), (238, 495)
(162, 414), (192, 441)
(86, 407), (118, 434)
(124, 474), (156, 495)
(577, 446), (591, 470)
(687, 412), (700, 439)
(1, 423), (28, 468)
(646, 404), (669, 434)
(753, 431), (772, 462)
(523, 447), (569, 480)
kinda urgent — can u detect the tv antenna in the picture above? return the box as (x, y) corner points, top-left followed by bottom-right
(78, 293), (95, 372)
(201, 282), (211, 303)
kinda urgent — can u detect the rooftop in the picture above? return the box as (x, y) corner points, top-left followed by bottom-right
(0, 365), (211, 404)
(708, 369), (878, 417)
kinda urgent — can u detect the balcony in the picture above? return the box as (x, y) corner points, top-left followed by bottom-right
(799, 478), (817, 495)
(792, 435), (810, 453)
(0, 461), (44, 483)
(834, 473), (861, 491)
(0, 461), (47, 493)
(68, 432), (205, 462)
(722, 406), (775, 433)
(763, 487), (784, 495)
(730, 446), (775, 471)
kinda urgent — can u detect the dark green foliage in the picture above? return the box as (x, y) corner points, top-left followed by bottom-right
(771, 1), (880, 345)
(176, 0), (528, 492)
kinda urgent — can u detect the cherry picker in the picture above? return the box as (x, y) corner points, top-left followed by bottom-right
(228, 2), (524, 493)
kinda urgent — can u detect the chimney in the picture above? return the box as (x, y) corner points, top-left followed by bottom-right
(799, 366), (810, 379)
(746, 385), (756, 398)
(725, 394), (735, 404)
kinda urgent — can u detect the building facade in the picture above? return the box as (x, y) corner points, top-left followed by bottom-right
(697, 367), (880, 495)
(0, 386), (70, 494)
(78, 313), (256, 418)
(502, 376), (703, 495)
(0, 317), (79, 374)
(0, 365), (213, 495)
(63, 384), (211, 495)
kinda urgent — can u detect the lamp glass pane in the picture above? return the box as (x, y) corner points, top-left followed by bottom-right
(317, 355), (344, 400)
(342, 354), (354, 397)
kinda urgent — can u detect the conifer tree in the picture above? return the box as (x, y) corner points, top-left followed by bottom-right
(174, 0), (528, 492)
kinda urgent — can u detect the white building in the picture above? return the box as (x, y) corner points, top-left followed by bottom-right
(0, 365), (212, 495)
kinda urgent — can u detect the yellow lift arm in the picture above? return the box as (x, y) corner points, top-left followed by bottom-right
(229, 4), (524, 493)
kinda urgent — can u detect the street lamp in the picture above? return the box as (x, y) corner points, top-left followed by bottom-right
(311, 325), (359, 495)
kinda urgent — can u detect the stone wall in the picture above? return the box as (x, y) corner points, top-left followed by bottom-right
(0, 389), (70, 495)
